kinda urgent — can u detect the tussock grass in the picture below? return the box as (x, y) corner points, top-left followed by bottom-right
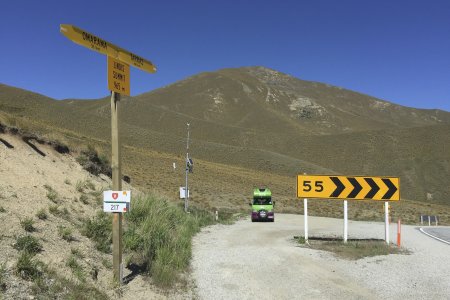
(81, 212), (112, 253)
(124, 194), (215, 287)
(14, 235), (42, 255)
(0, 262), (6, 292)
(20, 218), (35, 232)
(44, 185), (59, 203)
(36, 209), (47, 220)
(76, 145), (111, 177)
(58, 226), (74, 242)
(66, 255), (85, 282)
(16, 252), (44, 280)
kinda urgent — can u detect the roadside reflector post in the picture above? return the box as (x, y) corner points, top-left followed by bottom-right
(215, 210), (218, 221)
(397, 218), (401, 247)
(428, 216), (431, 226)
(384, 202), (389, 245)
(304, 198), (308, 242)
(343, 200), (348, 243)
(111, 91), (123, 284)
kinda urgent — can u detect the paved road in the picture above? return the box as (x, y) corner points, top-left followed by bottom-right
(420, 227), (450, 244)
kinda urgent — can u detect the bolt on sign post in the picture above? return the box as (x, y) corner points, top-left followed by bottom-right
(297, 174), (400, 242)
(60, 24), (156, 284)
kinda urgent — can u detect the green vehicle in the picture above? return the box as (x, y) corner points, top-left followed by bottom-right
(250, 188), (274, 222)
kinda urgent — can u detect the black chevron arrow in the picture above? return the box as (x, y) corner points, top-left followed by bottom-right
(347, 177), (362, 198)
(382, 179), (398, 200)
(364, 178), (380, 199)
(330, 177), (345, 197)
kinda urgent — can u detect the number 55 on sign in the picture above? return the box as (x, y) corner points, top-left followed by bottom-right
(297, 175), (400, 201)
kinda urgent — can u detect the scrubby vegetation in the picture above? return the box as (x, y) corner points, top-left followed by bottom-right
(20, 218), (35, 232)
(14, 235), (42, 255)
(81, 212), (112, 253)
(81, 192), (217, 287)
(124, 194), (215, 287)
(76, 145), (111, 177)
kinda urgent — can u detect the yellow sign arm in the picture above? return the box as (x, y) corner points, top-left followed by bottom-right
(60, 24), (156, 74)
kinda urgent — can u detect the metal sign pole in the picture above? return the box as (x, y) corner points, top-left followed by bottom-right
(111, 91), (123, 284)
(304, 198), (308, 242)
(185, 123), (190, 212)
(385, 202), (389, 245)
(343, 200), (348, 243)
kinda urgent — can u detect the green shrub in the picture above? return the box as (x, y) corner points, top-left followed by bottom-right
(0, 206), (5, 213)
(36, 209), (47, 220)
(64, 179), (71, 185)
(58, 226), (74, 242)
(82, 212), (112, 253)
(70, 248), (84, 259)
(48, 205), (70, 218)
(16, 252), (44, 280)
(44, 185), (59, 203)
(80, 194), (89, 205)
(14, 235), (43, 255)
(76, 146), (111, 177)
(124, 194), (214, 287)
(20, 218), (35, 232)
(66, 255), (85, 282)
(0, 262), (7, 292)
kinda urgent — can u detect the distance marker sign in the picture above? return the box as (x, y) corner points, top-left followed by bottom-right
(108, 56), (130, 96)
(103, 191), (131, 213)
(297, 175), (400, 201)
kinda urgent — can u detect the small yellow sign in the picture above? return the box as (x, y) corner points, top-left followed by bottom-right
(60, 24), (156, 73)
(108, 56), (130, 96)
(297, 175), (400, 201)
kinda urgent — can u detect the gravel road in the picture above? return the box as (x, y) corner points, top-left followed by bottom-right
(191, 214), (450, 299)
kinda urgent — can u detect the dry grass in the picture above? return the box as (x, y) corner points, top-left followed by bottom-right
(1, 79), (449, 225)
(298, 238), (408, 260)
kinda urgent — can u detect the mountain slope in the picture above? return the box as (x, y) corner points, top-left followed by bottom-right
(0, 67), (449, 204)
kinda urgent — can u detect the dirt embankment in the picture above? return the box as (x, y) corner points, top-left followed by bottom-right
(0, 132), (181, 299)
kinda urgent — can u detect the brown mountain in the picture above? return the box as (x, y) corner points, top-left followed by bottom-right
(1, 66), (449, 207)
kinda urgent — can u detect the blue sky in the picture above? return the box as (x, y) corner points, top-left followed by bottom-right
(1, 0), (449, 111)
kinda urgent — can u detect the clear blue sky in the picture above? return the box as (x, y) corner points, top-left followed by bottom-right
(1, 0), (449, 111)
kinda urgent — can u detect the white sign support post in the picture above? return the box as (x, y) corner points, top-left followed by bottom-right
(385, 201), (390, 244)
(304, 198), (308, 242)
(343, 200), (348, 243)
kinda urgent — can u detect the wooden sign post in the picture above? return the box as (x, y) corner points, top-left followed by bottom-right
(111, 91), (123, 282)
(60, 24), (156, 284)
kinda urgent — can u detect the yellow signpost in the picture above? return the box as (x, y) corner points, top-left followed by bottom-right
(108, 57), (130, 96)
(297, 175), (400, 201)
(60, 24), (156, 74)
(60, 24), (156, 284)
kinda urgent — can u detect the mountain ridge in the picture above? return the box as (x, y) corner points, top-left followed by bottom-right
(1, 66), (449, 204)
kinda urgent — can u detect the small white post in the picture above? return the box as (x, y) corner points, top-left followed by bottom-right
(215, 210), (218, 221)
(436, 217), (438, 226)
(428, 216), (431, 226)
(385, 202), (390, 245)
(420, 215), (423, 225)
(304, 198), (308, 242)
(343, 200), (348, 243)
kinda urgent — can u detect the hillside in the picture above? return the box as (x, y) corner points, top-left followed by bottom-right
(0, 66), (449, 206)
